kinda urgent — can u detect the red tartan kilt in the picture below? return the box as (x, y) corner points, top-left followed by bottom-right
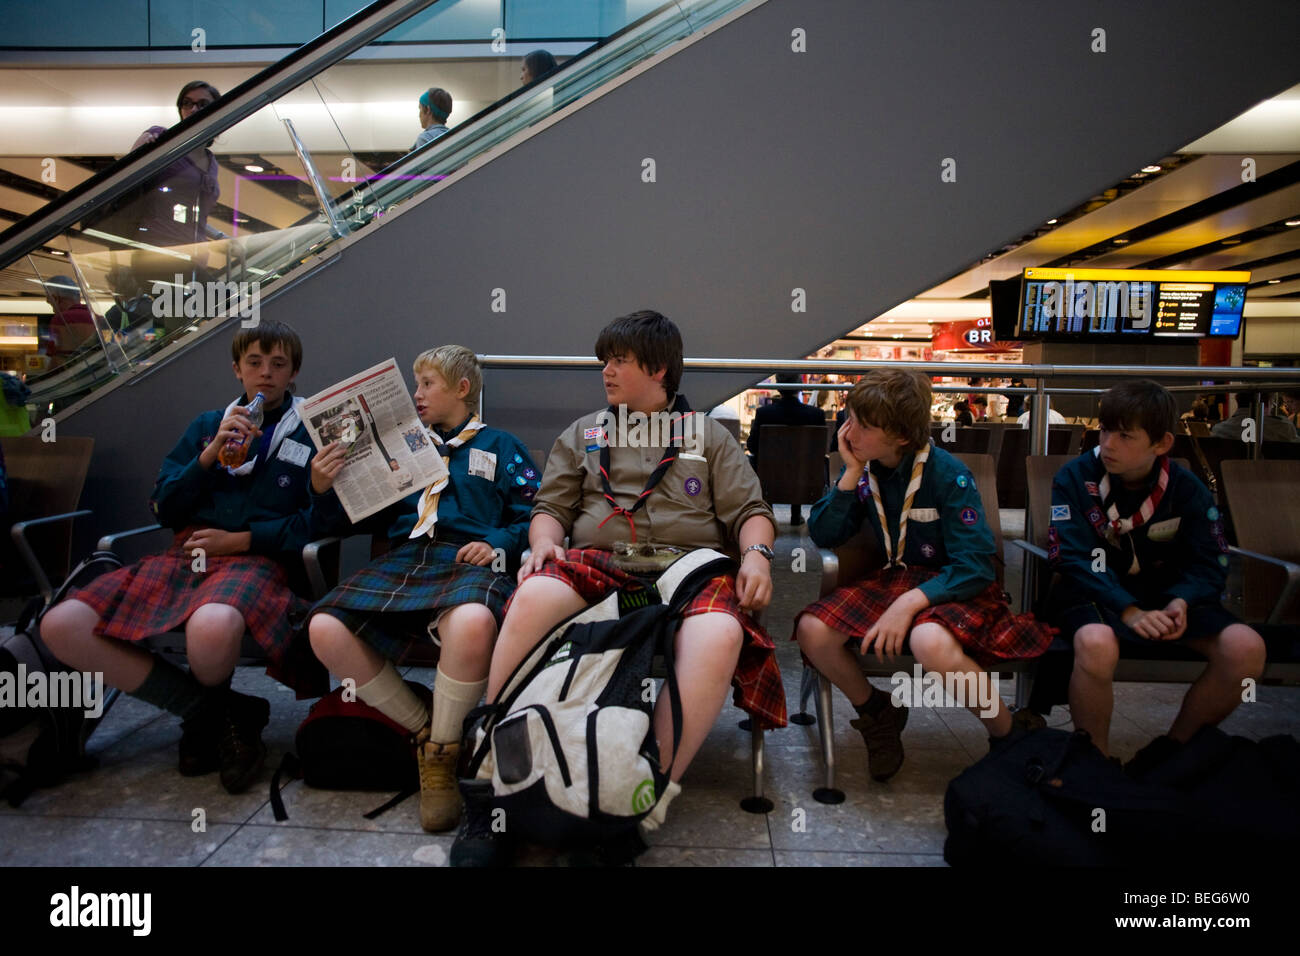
(514, 548), (788, 730)
(68, 530), (321, 695)
(796, 565), (1055, 666)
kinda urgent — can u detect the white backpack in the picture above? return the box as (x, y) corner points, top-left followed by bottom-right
(463, 549), (734, 847)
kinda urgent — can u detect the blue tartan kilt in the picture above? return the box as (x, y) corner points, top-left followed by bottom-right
(308, 537), (516, 663)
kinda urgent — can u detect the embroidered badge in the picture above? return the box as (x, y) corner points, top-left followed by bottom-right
(506, 462), (516, 474)
(521, 485), (536, 501)
(1086, 506), (1105, 529)
(277, 474), (290, 488)
(856, 473), (870, 502)
(523, 467), (537, 480)
(920, 543), (936, 559)
(1218, 554), (1229, 567)
(1047, 524), (1060, 562)
(584, 426), (603, 442)
(959, 507), (978, 526)
(585, 444), (600, 453)
(1050, 504), (1070, 521)
(1084, 481), (1099, 495)
(1207, 506), (1220, 521)
(684, 477), (702, 496)
(955, 474), (968, 488)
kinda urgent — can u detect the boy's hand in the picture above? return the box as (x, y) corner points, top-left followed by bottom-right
(182, 528), (251, 556)
(861, 590), (925, 661)
(836, 420), (867, 491)
(1161, 598), (1189, 640)
(456, 541), (496, 566)
(200, 406), (262, 469)
(311, 441), (347, 493)
(735, 551), (772, 612)
(1122, 605), (1179, 640)
(519, 543), (566, 583)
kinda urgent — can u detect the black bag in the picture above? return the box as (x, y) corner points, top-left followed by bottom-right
(269, 680), (430, 822)
(0, 550), (123, 806)
(944, 727), (1300, 866)
(463, 549), (735, 852)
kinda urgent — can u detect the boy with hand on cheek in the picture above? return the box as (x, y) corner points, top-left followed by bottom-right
(1047, 379), (1265, 773)
(795, 369), (1053, 782)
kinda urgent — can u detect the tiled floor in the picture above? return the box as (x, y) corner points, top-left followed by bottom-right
(3, 506), (1296, 867)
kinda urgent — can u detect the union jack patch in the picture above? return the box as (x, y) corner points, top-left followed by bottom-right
(1084, 481), (1099, 495)
(583, 426), (603, 441)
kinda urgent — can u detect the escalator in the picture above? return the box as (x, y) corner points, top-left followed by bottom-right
(0, 0), (753, 417)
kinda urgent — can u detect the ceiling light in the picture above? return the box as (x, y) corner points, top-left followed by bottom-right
(50, 249), (65, 256)
(1046, 219), (1058, 225)
(1113, 238), (1129, 244)
(1142, 165), (1162, 173)
(1267, 279), (1281, 284)
(244, 164), (264, 173)
(1287, 219), (1300, 227)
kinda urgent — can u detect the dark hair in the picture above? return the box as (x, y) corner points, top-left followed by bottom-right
(231, 319), (303, 373)
(523, 50), (558, 82)
(176, 81), (220, 114)
(953, 400), (970, 411)
(1234, 391), (1264, 408)
(1099, 379), (1177, 443)
(419, 87), (452, 123)
(594, 310), (683, 398)
(845, 368), (932, 449)
(775, 372), (802, 386)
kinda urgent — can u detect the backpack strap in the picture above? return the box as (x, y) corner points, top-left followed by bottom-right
(654, 548), (737, 611)
(269, 752), (302, 821)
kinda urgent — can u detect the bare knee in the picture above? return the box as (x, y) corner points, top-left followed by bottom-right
(39, 600), (97, 658)
(185, 604), (245, 656)
(439, 604), (498, 674)
(1073, 624), (1119, 675)
(795, 614), (841, 654)
(680, 613), (743, 660)
(308, 612), (357, 671)
(908, 622), (959, 670)
(1209, 624), (1266, 679)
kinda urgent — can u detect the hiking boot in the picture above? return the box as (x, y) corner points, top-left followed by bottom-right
(450, 780), (513, 867)
(850, 697), (909, 782)
(178, 709), (220, 776)
(217, 692), (270, 795)
(1125, 734), (1182, 781)
(415, 729), (462, 832)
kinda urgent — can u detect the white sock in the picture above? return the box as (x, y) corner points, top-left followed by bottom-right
(639, 780), (682, 832)
(356, 661), (428, 733)
(429, 667), (487, 745)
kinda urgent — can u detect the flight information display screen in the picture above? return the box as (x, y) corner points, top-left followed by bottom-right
(1018, 268), (1250, 342)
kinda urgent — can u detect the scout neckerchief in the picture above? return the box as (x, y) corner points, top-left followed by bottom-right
(409, 415), (485, 539)
(218, 394), (305, 477)
(857, 441), (931, 568)
(596, 394), (693, 543)
(1087, 446), (1170, 574)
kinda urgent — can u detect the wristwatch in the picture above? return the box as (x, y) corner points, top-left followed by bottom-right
(743, 543), (774, 561)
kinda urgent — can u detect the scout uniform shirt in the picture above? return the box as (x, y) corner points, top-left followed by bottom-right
(150, 398), (316, 557)
(532, 401), (773, 551)
(1048, 449), (1229, 615)
(808, 442), (996, 605)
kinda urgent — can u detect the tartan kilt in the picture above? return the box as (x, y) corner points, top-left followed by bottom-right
(520, 548), (788, 730)
(308, 537), (515, 665)
(795, 565), (1055, 666)
(69, 531), (324, 696)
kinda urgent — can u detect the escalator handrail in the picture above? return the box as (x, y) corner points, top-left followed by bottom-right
(0, 0), (441, 271)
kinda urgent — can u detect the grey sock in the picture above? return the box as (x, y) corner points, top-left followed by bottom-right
(130, 657), (206, 721)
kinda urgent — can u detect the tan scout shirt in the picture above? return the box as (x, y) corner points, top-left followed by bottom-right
(532, 406), (775, 552)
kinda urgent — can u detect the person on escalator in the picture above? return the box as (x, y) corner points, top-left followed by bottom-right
(413, 88), (453, 151)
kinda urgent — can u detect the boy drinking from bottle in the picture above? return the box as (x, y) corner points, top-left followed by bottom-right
(42, 320), (323, 794)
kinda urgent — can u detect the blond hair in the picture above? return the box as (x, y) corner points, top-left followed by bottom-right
(412, 344), (481, 408)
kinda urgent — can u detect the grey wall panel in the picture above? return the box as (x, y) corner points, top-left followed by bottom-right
(60, 0), (1300, 535)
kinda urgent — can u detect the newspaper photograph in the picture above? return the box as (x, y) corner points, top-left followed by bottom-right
(300, 358), (447, 522)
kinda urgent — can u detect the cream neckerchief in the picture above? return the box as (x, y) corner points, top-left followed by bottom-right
(409, 416), (485, 539)
(218, 394), (305, 476)
(868, 442), (931, 568)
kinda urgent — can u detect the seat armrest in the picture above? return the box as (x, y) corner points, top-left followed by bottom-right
(10, 509), (94, 603)
(303, 536), (344, 601)
(1229, 545), (1300, 625)
(820, 548), (839, 598)
(1009, 538), (1049, 561)
(97, 524), (166, 553)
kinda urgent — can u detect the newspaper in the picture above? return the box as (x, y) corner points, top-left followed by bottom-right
(300, 358), (446, 523)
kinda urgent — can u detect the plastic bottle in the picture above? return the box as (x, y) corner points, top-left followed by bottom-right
(218, 392), (265, 468)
